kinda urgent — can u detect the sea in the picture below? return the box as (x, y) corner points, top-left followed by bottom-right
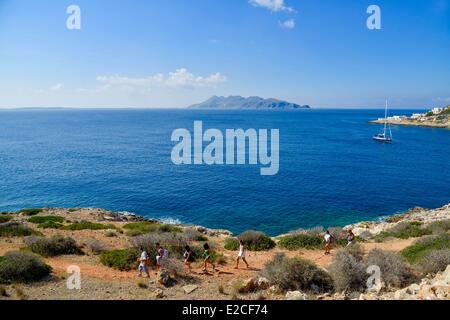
(1, 108), (449, 236)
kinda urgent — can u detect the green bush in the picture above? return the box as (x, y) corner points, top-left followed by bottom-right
(374, 222), (432, 241)
(0, 216), (13, 223)
(262, 253), (333, 293)
(224, 237), (240, 250)
(0, 252), (52, 284)
(278, 234), (323, 250)
(19, 208), (43, 216)
(366, 249), (414, 288)
(0, 223), (35, 237)
(278, 232), (347, 250)
(27, 216), (64, 224)
(61, 221), (115, 231)
(38, 221), (64, 229)
(123, 221), (182, 236)
(419, 249), (450, 275)
(25, 236), (83, 257)
(427, 220), (450, 234)
(401, 234), (450, 264)
(100, 248), (139, 271)
(235, 231), (275, 251)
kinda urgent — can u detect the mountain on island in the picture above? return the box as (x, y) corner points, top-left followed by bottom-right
(188, 96), (310, 110)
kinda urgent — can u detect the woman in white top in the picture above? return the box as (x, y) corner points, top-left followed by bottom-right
(235, 240), (250, 269)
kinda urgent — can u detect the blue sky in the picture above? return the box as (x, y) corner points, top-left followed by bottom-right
(0, 0), (449, 108)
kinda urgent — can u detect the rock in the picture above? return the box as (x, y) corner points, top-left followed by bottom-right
(256, 277), (270, 290)
(157, 270), (171, 286)
(443, 265), (450, 284)
(394, 288), (410, 300)
(183, 285), (198, 295)
(241, 278), (257, 293)
(268, 285), (282, 295)
(286, 291), (308, 300)
(406, 283), (420, 295)
(153, 289), (164, 299)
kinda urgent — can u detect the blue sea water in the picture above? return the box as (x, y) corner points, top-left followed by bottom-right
(0, 109), (449, 236)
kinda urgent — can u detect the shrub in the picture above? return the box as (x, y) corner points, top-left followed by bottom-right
(237, 231), (275, 251)
(19, 208), (43, 216)
(278, 230), (347, 250)
(278, 234), (323, 250)
(38, 221), (64, 229)
(27, 216), (64, 224)
(366, 249), (414, 288)
(329, 249), (367, 293)
(261, 253), (333, 293)
(0, 223), (35, 237)
(100, 248), (139, 271)
(62, 221), (115, 231)
(160, 258), (185, 278)
(344, 244), (365, 261)
(25, 236), (83, 257)
(427, 220), (450, 234)
(85, 239), (108, 255)
(375, 222), (432, 241)
(419, 249), (450, 275)
(105, 230), (118, 237)
(0, 252), (52, 284)
(184, 228), (208, 242)
(224, 237), (240, 251)
(0, 216), (13, 223)
(130, 233), (187, 262)
(123, 222), (182, 236)
(401, 234), (450, 263)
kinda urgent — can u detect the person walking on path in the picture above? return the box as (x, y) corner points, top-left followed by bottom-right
(235, 240), (250, 269)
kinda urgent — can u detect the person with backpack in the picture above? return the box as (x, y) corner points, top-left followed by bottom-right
(202, 243), (216, 273)
(324, 230), (332, 255)
(183, 245), (195, 273)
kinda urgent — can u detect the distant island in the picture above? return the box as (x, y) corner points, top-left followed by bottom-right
(371, 105), (450, 129)
(188, 96), (310, 110)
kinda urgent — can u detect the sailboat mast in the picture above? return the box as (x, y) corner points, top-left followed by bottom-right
(384, 100), (388, 134)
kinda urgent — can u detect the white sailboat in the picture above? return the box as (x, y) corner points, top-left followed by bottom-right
(373, 100), (393, 143)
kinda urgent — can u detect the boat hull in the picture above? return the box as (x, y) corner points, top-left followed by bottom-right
(373, 136), (392, 143)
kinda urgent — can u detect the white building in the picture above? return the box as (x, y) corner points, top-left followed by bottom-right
(431, 107), (443, 115)
(411, 113), (424, 119)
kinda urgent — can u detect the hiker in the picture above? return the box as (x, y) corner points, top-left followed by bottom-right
(324, 230), (332, 255)
(137, 250), (150, 278)
(346, 229), (355, 246)
(155, 242), (165, 272)
(202, 243), (216, 273)
(183, 245), (194, 273)
(235, 239), (250, 269)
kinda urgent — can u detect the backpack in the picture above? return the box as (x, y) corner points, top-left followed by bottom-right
(163, 249), (169, 259)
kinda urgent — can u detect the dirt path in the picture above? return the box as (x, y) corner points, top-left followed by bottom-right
(44, 238), (417, 282)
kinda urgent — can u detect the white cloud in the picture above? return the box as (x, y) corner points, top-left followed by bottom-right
(50, 83), (64, 91)
(279, 19), (295, 29)
(249, 0), (294, 12)
(96, 68), (226, 90)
